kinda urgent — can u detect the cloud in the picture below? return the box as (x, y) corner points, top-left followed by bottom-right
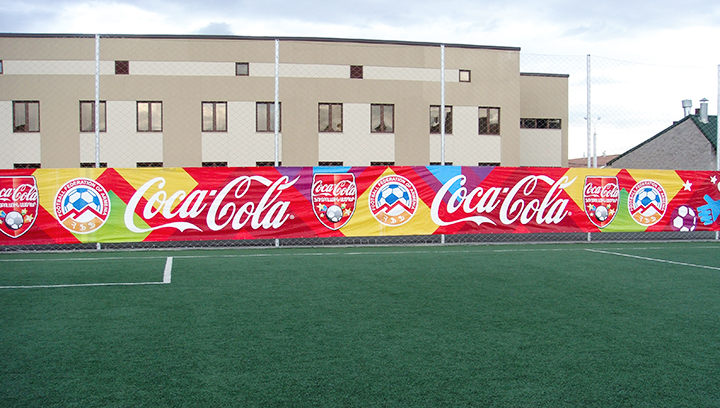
(193, 22), (234, 35)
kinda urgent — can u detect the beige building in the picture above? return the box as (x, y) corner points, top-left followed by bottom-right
(0, 34), (568, 169)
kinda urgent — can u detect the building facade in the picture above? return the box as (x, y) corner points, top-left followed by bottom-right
(0, 34), (569, 169)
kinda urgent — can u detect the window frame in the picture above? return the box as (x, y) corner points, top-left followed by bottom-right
(137, 101), (163, 132)
(13, 101), (40, 133)
(350, 65), (363, 79)
(478, 107), (500, 135)
(137, 162), (163, 168)
(318, 103), (343, 132)
(79, 100), (107, 133)
(202, 101), (228, 132)
(236, 62), (249, 76)
(459, 70), (471, 82)
(371, 104), (394, 133)
(520, 118), (562, 129)
(0, 60), (3, 74)
(430, 105), (453, 134)
(115, 60), (129, 75)
(256, 102), (281, 133)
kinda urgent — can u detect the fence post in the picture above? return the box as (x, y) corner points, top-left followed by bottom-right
(715, 64), (720, 240)
(94, 34), (100, 169)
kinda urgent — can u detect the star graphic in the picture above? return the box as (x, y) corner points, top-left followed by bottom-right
(609, 208), (616, 216)
(711, 175), (717, 184)
(343, 208), (352, 216)
(316, 203), (325, 212)
(683, 180), (692, 191)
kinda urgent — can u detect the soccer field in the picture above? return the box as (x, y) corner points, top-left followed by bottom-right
(2, 242), (720, 407)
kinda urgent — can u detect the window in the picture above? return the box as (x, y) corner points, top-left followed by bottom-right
(137, 101), (162, 132)
(80, 162), (107, 168)
(430, 162), (453, 166)
(521, 118), (562, 129)
(371, 104), (394, 133)
(256, 102), (281, 132)
(318, 161), (344, 166)
(202, 102), (227, 132)
(256, 161), (280, 166)
(115, 60), (129, 75)
(14, 163), (41, 169)
(13, 101), (40, 132)
(350, 65), (363, 79)
(479, 107), (500, 135)
(371, 161), (395, 166)
(236, 62), (249, 76)
(430, 105), (452, 134)
(202, 161), (228, 167)
(478, 162), (500, 166)
(319, 103), (343, 132)
(137, 162), (163, 168)
(80, 101), (107, 132)
(0, 60), (3, 74)
(459, 70), (471, 82)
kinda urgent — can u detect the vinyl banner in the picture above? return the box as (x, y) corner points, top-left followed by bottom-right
(1, 166), (719, 245)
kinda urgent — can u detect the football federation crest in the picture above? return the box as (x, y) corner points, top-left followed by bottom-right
(312, 173), (357, 230)
(0, 176), (39, 238)
(54, 178), (111, 234)
(368, 175), (418, 227)
(583, 176), (619, 228)
(628, 179), (667, 227)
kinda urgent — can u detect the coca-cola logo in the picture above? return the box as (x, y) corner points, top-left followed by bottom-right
(583, 176), (619, 229)
(0, 176), (38, 238)
(430, 174), (576, 228)
(312, 173), (356, 230)
(124, 175), (299, 234)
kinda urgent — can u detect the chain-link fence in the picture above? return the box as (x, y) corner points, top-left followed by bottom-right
(0, 34), (718, 250)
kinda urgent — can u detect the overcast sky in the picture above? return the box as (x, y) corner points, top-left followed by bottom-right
(2, 0), (720, 157)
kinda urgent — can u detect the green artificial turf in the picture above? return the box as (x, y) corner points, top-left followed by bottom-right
(1, 243), (720, 407)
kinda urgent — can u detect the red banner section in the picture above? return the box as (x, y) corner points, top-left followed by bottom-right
(1, 166), (719, 245)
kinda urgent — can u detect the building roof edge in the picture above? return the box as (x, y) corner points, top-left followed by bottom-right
(0, 33), (522, 51)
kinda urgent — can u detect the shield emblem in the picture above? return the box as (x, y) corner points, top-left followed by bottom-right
(312, 173), (356, 230)
(583, 176), (619, 229)
(0, 176), (39, 238)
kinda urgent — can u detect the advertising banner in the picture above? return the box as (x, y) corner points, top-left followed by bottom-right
(1, 165), (719, 246)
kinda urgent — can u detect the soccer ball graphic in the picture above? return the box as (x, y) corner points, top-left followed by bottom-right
(4, 211), (24, 230)
(63, 187), (103, 222)
(671, 205), (697, 232)
(377, 183), (411, 215)
(325, 205), (344, 223)
(634, 187), (661, 209)
(595, 205), (609, 222)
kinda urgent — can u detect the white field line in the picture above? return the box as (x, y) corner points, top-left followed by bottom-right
(0, 257), (172, 289)
(585, 249), (720, 271)
(1, 245), (720, 263)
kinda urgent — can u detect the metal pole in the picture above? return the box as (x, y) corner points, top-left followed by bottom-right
(587, 54), (591, 169)
(274, 39), (280, 168)
(440, 45), (446, 245)
(95, 34), (101, 251)
(274, 39), (280, 248)
(440, 44), (446, 166)
(587, 54), (592, 243)
(94, 34), (100, 169)
(715, 65), (720, 240)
